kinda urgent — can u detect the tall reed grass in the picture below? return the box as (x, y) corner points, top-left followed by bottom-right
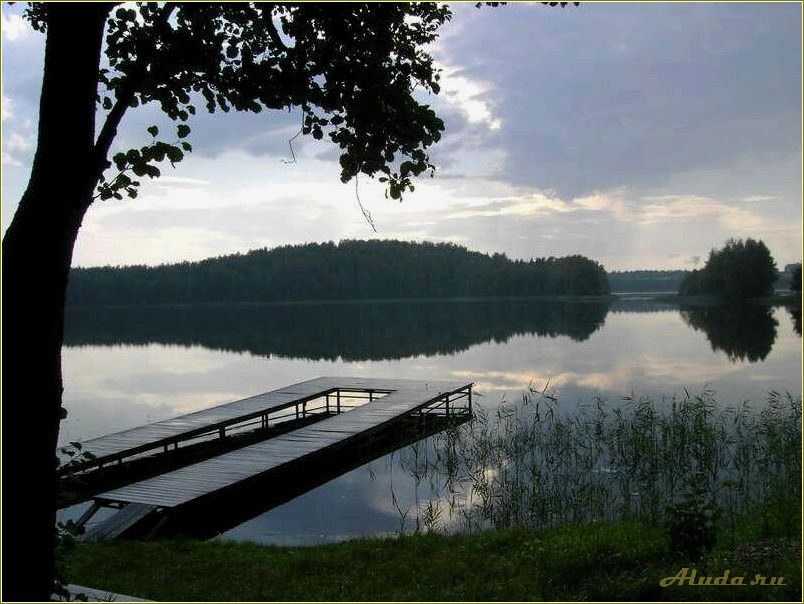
(395, 387), (801, 537)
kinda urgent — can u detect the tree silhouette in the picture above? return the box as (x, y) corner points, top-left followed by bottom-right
(679, 238), (777, 301)
(0, 3), (479, 598)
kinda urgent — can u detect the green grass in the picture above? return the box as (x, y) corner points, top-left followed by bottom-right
(69, 506), (800, 602)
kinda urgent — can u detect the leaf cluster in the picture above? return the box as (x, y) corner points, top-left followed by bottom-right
(75, 3), (453, 200)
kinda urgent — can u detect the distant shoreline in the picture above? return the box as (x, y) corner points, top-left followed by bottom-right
(64, 293), (618, 310)
(64, 291), (800, 310)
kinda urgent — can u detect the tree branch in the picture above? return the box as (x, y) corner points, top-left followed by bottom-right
(94, 91), (133, 171)
(93, 2), (177, 175)
(264, 10), (289, 53)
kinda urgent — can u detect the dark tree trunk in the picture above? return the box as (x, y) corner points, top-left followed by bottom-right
(2, 5), (111, 600)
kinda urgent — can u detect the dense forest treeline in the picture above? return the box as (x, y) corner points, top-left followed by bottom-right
(66, 240), (610, 305)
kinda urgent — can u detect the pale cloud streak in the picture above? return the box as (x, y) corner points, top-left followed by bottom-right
(741, 195), (779, 203)
(443, 189), (778, 236)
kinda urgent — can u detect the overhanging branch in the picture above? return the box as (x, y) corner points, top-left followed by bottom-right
(93, 2), (177, 175)
(265, 13), (289, 53)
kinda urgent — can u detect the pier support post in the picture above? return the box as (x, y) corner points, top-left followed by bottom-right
(75, 502), (100, 530)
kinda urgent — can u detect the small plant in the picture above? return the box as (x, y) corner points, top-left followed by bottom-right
(54, 442), (95, 601)
(664, 491), (721, 560)
(54, 519), (87, 602)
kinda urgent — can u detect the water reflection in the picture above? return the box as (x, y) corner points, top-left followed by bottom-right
(64, 300), (610, 361)
(64, 299), (793, 366)
(60, 299), (801, 545)
(680, 304), (778, 363)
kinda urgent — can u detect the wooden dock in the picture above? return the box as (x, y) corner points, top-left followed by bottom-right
(62, 376), (402, 474)
(76, 377), (472, 539)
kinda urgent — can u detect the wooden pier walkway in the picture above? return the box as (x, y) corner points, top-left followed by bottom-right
(93, 378), (471, 510)
(62, 376), (401, 474)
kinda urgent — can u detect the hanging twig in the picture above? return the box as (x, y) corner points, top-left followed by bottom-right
(282, 107), (305, 165)
(355, 173), (378, 232)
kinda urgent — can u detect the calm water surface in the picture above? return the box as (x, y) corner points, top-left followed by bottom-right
(60, 298), (801, 544)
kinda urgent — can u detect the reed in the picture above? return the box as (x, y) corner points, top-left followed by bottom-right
(396, 387), (801, 539)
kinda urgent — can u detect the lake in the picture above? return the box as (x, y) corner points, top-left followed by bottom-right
(59, 297), (801, 544)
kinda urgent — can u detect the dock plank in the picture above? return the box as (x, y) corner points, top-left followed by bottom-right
(97, 378), (470, 508)
(65, 376), (414, 471)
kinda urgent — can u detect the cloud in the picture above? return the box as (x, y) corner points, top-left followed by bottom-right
(741, 195), (779, 203)
(436, 62), (501, 130)
(2, 129), (34, 167)
(438, 188), (776, 241)
(1, 3), (801, 272)
(436, 2), (802, 198)
(444, 189), (622, 220)
(1, 151), (21, 167)
(153, 176), (210, 188)
(632, 194), (766, 230)
(1, 13), (29, 41)
(1, 95), (11, 121)
(6, 132), (31, 153)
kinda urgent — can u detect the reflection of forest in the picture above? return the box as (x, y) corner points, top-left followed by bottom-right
(787, 302), (802, 337)
(64, 300), (610, 361)
(608, 298), (678, 314)
(680, 304), (778, 363)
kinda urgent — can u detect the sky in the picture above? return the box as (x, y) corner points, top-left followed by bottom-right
(1, 2), (802, 270)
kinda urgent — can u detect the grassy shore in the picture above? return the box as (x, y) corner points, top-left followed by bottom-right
(69, 503), (800, 602)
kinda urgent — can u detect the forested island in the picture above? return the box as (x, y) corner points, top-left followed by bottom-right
(66, 240), (611, 305)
